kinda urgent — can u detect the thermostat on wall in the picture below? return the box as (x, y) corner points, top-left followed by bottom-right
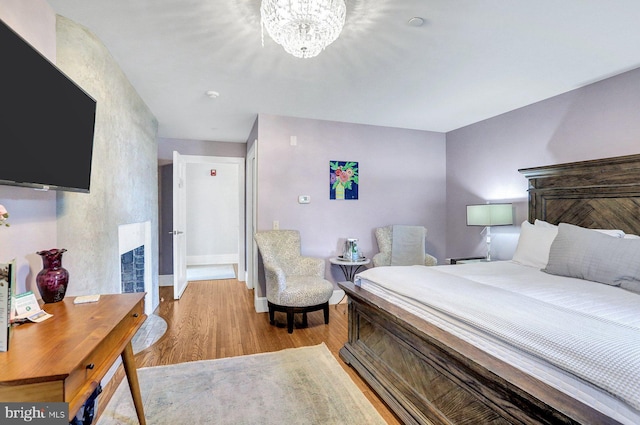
(298, 195), (310, 204)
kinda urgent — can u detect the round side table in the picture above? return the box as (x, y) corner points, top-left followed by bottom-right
(330, 257), (371, 313)
(330, 257), (371, 282)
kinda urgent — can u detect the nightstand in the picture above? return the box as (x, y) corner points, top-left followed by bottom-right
(448, 256), (487, 264)
(330, 257), (370, 313)
(330, 257), (370, 282)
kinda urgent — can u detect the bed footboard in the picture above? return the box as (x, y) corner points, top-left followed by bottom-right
(338, 281), (619, 425)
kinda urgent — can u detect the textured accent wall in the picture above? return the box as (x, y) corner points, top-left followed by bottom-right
(54, 16), (159, 308)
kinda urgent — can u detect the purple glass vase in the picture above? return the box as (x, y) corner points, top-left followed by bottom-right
(36, 248), (69, 303)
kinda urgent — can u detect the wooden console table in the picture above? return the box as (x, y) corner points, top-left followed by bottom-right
(0, 293), (147, 424)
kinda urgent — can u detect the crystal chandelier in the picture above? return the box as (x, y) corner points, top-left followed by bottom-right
(260, 0), (346, 59)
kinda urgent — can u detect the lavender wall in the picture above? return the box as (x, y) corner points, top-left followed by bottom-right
(159, 164), (173, 275)
(256, 114), (447, 286)
(446, 67), (640, 260)
(0, 1), (61, 294)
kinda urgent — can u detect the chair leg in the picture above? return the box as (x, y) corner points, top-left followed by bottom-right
(268, 304), (275, 325)
(286, 308), (294, 334)
(270, 302), (329, 333)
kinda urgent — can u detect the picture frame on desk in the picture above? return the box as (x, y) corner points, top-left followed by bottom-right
(0, 260), (15, 352)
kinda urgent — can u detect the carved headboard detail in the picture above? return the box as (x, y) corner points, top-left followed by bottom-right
(519, 154), (640, 235)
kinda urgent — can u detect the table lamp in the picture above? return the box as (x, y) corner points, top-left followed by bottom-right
(466, 203), (513, 261)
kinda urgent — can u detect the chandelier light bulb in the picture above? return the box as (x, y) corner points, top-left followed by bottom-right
(261, 0), (346, 59)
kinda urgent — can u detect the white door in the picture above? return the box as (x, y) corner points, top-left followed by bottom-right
(245, 142), (257, 290)
(173, 151), (188, 299)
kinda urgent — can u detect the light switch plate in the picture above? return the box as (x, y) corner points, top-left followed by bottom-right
(298, 195), (310, 204)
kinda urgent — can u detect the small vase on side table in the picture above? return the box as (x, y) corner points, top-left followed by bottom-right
(36, 248), (69, 303)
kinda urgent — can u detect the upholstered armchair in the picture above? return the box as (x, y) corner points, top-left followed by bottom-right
(372, 225), (437, 267)
(254, 230), (334, 333)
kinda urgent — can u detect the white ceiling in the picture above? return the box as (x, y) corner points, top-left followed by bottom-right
(46, 0), (640, 143)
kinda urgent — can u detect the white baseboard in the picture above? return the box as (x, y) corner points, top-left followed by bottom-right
(187, 254), (238, 265)
(244, 270), (252, 289)
(159, 275), (173, 287)
(254, 296), (268, 313)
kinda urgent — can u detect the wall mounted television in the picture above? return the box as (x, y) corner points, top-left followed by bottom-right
(0, 18), (96, 193)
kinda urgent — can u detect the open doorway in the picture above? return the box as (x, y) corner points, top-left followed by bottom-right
(159, 155), (245, 293)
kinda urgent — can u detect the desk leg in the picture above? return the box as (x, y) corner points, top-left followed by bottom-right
(121, 341), (147, 425)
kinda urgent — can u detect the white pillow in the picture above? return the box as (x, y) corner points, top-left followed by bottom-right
(594, 229), (625, 238)
(534, 219), (556, 229)
(543, 223), (640, 292)
(535, 219), (625, 238)
(512, 221), (558, 269)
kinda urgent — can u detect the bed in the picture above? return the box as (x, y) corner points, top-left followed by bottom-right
(338, 154), (640, 425)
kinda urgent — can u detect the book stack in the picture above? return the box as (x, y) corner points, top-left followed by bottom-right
(0, 260), (15, 352)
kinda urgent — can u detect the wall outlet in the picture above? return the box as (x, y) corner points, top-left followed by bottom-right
(273, 220), (279, 230)
(298, 195), (310, 204)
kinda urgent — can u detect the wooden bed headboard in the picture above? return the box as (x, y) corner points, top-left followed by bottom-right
(519, 153), (640, 235)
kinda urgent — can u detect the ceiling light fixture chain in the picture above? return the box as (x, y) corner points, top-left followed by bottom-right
(260, 0), (346, 59)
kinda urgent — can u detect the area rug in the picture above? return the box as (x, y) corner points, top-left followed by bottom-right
(97, 343), (386, 425)
(186, 264), (236, 281)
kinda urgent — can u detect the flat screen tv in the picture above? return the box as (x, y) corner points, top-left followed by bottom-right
(0, 19), (96, 193)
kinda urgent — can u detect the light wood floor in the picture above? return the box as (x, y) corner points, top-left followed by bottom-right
(99, 274), (402, 424)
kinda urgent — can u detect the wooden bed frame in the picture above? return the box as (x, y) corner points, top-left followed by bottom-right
(339, 154), (640, 425)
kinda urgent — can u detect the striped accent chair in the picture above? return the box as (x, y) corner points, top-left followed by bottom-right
(372, 225), (437, 267)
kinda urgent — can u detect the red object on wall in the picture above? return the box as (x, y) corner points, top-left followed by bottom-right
(210, 169), (216, 176)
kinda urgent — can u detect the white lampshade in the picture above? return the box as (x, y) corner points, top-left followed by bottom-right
(466, 204), (513, 226)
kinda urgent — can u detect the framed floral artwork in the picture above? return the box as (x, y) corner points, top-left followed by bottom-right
(330, 161), (358, 200)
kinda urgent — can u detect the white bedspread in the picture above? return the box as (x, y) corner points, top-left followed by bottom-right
(354, 262), (640, 421)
